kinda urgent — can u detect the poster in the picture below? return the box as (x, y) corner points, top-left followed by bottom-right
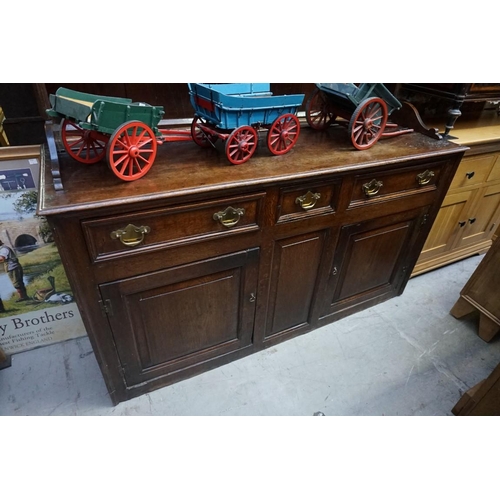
(0, 148), (87, 355)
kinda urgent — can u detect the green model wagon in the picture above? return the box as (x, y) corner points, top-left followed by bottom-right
(47, 87), (191, 181)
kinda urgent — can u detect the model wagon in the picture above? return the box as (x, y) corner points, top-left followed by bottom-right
(46, 87), (191, 181)
(305, 83), (413, 150)
(188, 83), (305, 165)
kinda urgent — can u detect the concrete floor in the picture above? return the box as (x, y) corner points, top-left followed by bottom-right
(1, 254), (499, 416)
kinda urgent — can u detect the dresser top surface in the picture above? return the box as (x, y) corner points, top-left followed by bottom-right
(38, 126), (467, 216)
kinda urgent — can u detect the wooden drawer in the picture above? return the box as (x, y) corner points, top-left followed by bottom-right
(276, 180), (341, 223)
(451, 154), (497, 190)
(348, 161), (446, 208)
(82, 192), (265, 262)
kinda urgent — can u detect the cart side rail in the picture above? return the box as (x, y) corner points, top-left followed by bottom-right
(47, 87), (133, 123)
(85, 101), (165, 135)
(317, 83), (402, 115)
(355, 83), (402, 113)
(188, 83), (272, 97)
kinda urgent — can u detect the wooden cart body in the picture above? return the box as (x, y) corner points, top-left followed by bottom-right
(47, 87), (165, 136)
(46, 87), (191, 182)
(188, 83), (305, 164)
(306, 83), (412, 150)
(188, 83), (304, 130)
(317, 83), (402, 117)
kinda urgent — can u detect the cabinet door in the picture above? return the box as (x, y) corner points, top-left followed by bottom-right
(455, 182), (500, 250)
(265, 230), (327, 339)
(320, 207), (428, 320)
(99, 248), (259, 387)
(418, 190), (476, 262)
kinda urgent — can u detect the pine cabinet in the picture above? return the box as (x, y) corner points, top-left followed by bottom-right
(38, 126), (466, 404)
(413, 142), (500, 276)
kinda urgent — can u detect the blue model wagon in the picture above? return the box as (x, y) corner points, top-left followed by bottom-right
(188, 83), (305, 165)
(305, 83), (413, 150)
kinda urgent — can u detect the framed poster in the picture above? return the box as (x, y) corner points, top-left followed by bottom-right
(0, 145), (87, 355)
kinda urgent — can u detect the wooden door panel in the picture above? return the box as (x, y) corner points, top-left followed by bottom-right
(100, 248), (259, 386)
(266, 231), (326, 338)
(131, 268), (241, 366)
(458, 183), (500, 248)
(420, 190), (474, 260)
(321, 207), (427, 319)
(486, 154), (500, 183)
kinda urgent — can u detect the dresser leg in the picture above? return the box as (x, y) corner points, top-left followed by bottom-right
(450, 296), (476, 318)
(478, 313), (500, 343)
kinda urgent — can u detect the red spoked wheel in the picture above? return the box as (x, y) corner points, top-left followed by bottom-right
(191, 116), (218, 148)
(267, 113), (300, 155)
(348, 97), (388, 150)
(60, 118), (108, 164)
(107, 121), (158, 181)
(225, 126), (258, 165)
(305, 88), (336, 130)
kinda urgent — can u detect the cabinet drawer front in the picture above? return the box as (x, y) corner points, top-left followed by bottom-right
(82, 192), (265, 262)
(349, 162), (445, 208)
(451, 154), (496, 189)
(276, 180), (341, 223)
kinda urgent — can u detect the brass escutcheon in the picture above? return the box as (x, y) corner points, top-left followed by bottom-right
(362, 179), (383, 197)
(110, 224), (151, 247)
(295, 191), (321, 210)
(213, 206), (245, 228)
(416, 169), (435, 186)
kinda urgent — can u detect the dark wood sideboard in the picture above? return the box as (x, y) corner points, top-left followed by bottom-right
(37, 126), (467, 404)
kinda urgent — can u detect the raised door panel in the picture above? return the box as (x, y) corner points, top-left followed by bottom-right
(418, 190), (475, 262)
(99, 248), (259, 387)
(487, 154), (500, 183)
(265, 231), (326, 339)
(456, 183), (500, 250)
(321, 207), (428, 320)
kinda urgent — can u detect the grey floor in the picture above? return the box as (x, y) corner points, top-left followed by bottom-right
(1, 254), (499, 416)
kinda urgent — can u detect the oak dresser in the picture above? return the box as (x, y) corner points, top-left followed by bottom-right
(38, 125), (467, 404)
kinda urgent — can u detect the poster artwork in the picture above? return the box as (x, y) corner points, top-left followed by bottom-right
(0, 155), (87, 355)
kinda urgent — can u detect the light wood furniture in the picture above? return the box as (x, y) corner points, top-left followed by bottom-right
(38, 126), (466, 404)
(412, 114), (500, 276)
(452, 362), (500, 415)
(450, 235), (500, 342)
(0, 106), (9, 146)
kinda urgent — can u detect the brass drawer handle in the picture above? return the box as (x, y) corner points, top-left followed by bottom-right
(213, 206), (245, 228)
(295, 191), (321, 210)
(362, 179), (383, 197)
(110, 224), (151, 247)
(416, 169), (435, 186)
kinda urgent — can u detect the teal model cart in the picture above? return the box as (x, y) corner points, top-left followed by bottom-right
(188, 83), (305, 164)
(305, 83), (413, 150)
